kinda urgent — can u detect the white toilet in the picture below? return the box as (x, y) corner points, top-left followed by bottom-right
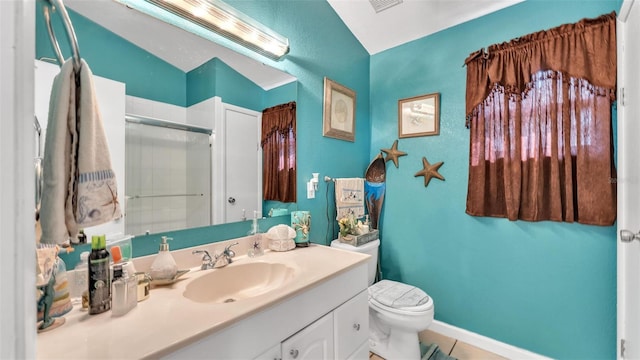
(331, 239), (434, 360)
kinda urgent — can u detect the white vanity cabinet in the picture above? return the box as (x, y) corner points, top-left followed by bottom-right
(163, 254), (369, 360)
(254, 290), (369, 360)
(37, 245), (371, 359)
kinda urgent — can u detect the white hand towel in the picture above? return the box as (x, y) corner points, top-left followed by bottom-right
(40, 59), (121, 244)
(335, 178), (365, 220)
(40, 60), (75, 244)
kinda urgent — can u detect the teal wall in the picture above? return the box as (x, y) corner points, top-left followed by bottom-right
(265, 81), (298, 109)
(186, 57), (266, 110)
(370, 1), (618, 358)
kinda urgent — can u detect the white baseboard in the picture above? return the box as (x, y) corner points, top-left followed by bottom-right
(429, 320), (552, 360)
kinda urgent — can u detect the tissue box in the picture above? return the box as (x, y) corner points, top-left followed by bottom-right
(269, 208), (289, 217)
(338, 230), (379, 247)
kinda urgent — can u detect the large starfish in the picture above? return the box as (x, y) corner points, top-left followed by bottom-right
(414, 156), (445, 187)
(381, 139), (407, 168)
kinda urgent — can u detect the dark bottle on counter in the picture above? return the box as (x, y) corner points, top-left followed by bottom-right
(77, 229), (87, 244)
(88, 235), (111, 314)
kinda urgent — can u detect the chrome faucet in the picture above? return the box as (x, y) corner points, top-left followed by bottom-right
(192, 242), (239, 270)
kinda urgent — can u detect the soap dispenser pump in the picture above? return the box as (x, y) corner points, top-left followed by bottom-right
(149, 236), (177, 281)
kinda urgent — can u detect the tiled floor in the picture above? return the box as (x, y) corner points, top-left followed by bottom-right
(369, 330), (508, 360)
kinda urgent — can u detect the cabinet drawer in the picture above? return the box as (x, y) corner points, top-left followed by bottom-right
(334, 290), (368, 360)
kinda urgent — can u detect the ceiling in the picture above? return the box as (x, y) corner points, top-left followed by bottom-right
(63, 0), (522, 89)
(327, 0), (523, 54)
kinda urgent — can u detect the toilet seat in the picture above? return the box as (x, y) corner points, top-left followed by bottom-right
(370, 297), (433, 316)
(368, 279), (433, 315)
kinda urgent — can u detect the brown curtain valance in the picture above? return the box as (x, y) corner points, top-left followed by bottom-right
(464, 11), (617, 122)
(262, 101), (296, 203)
(261, 102), (296, 145)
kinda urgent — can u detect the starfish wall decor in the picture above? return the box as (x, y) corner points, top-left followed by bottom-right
(381, 139), (407, 168)
(414, 156), (445, 187)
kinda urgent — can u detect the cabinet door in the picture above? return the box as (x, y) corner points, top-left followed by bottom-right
(253, 344), (281, 360)
(282, 312), (334, 360)
(334, 290), (369, 359)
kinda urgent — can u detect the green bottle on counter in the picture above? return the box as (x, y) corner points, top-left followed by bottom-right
(88, 235), (111, 314)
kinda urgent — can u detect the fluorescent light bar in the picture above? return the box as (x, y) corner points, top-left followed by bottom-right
(121, 0), (290, 60)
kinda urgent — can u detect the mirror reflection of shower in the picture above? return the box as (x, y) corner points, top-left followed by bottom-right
(125, 115), (212, 236)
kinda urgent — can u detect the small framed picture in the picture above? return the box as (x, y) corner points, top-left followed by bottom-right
(398, 93), (440, 138)
(323, 77), (356, 142)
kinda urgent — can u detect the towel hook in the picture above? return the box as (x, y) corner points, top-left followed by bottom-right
(42, 0), (81, 73)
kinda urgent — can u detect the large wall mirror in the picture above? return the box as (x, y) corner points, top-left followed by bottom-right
(35, 0), (298, 242)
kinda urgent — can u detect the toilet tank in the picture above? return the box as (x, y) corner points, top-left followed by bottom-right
(330, 239), (380, 285)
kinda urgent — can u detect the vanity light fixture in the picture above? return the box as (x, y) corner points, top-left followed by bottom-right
(119, 0), (290, 60)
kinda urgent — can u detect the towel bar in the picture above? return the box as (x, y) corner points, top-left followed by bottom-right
(42, 0), (81, 73)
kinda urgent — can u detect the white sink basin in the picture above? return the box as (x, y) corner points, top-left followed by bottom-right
(183, 262), (296, 303)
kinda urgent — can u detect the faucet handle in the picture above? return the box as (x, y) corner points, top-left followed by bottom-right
(223, 242), (239, 262)
(224, 242), (239, 253)
(192, 249), (212, 269)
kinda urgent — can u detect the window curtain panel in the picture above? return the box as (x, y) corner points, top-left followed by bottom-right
(464, 12), (617, 226)
(261, 102), (297, 203)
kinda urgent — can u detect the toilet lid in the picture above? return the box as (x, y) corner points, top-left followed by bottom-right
(368, 280), (432, 313)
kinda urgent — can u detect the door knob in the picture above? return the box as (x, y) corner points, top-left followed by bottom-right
(353, 323), (361, 331)
(289, 349), (299, 359)
(228, 197), (236, 204)
(621, 229), (640, 243)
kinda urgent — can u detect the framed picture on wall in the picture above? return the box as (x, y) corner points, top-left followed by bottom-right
(398, 92), (440, 138)
(323, 77), (356, 142)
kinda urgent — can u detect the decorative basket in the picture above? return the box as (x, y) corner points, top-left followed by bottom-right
(338, 229), (379, 247)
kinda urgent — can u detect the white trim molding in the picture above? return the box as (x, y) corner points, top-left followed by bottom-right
(0, 0), (36, 358)
(430, 320), (553, 360)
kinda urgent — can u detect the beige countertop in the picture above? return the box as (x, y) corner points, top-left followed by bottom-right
(36, 241), (369, 359)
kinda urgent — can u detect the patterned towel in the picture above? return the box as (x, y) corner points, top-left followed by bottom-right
(335, 178), (365, 220)
(40, 59), (121, 244)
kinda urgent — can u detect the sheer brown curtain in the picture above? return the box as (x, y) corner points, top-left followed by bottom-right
(262, 102), (296, 202)
(465, 12), (617, 226)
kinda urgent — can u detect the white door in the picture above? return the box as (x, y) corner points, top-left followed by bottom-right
(618, 2), (640, 358)
(223, 104), (262, 223)
(282, 312), (334, 360)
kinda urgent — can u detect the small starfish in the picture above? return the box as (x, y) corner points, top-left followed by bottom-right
(414, 156), (445, 187)
(102, 183), (120, 217)
(381, 140), (407, 168)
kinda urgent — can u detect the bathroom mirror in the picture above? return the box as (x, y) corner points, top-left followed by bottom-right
(35, 0), (298, 239)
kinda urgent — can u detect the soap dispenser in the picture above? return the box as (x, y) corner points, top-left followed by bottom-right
(149, 236), (177, 281)
(247, 211), (264, 257)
